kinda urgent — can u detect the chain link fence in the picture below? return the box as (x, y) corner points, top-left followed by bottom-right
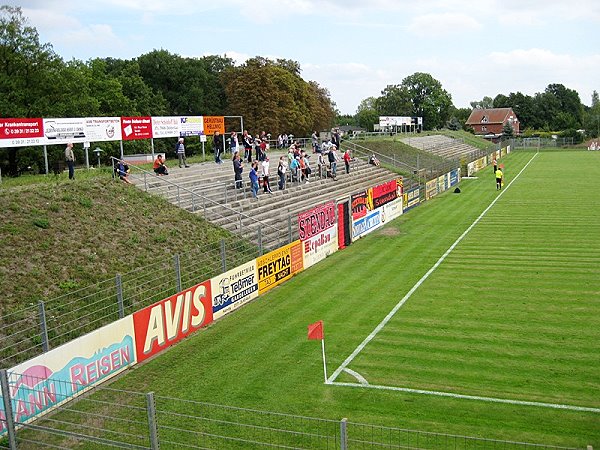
(0, 371), (582, 450)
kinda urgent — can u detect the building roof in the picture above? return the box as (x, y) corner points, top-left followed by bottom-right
(465, 108), (517, 125)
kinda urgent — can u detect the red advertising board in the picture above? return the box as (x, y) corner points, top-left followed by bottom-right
(120, 116), (153, 141)
(133, 281), (213, 363)
(369, 179), (398, 209)
(298, 201), (336, 241)
(0, 118), (44, 147)
(351, 191), (368, 220)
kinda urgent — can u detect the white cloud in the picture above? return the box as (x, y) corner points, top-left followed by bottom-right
(407, 13), (482, 38)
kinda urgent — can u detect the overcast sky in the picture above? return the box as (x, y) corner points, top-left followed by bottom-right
(7, 0), (600, 114)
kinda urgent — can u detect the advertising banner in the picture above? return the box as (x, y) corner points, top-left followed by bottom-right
(151, 116), (180, 139)
(203, 116), (225, 135)
(425, 179), (438, 200)
(43, 118), (87, 144)
(303, 227), (337, 269)
(437, 175), (446, 194)
(352, 209), (382, 241)
(382, 197), (403, 223)
(298, 201), (336, 241)
(351, 191), (368, 220)
(84, 117), (122, 142)
(449, 168), (460, 187)
(1, 316), (135, 433)
(369, 179), (399, 210)
(337, 201), (351, 250)
(179, 116), (204, 136)
(403, 186), (420, 212)
(467, 161), (475, 177)
(211, 260), (258, 321)
(257, 241), (304, 294)
(0, 118), (44, 148)
(133, 281), (213, 363)
(121, 116), (152, 141)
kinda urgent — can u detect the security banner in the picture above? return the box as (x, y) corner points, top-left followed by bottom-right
(351, 191), (368, 220)
(133, 281), (213, 363)
(257, 241), (304, 294)
(211, 260), (258, 320)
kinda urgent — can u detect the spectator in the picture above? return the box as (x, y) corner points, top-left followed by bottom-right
(175, 137), (190, 168)
(277, 134), (284, 149)
(233, 152), (243, 189)
(283, 133), (289, 148)
(368, 154), (380, 167)
(311, 131), (319, 153)
(290, 155), (300, 182)
(242, 130), (253, 162)
(331, 128), (341, 149)
(153, 154), (169, 175)
(343, 149), (352, 174)
(258, 138), (268, 162)
(213, 131), (224, 164)
(229, 131), (238, 155)
(261, 157), (273, 193)
(277, 156), (287, 190)
(249, 160), (259, 198)
(301, 153), (311, 183)
(116, 160), (133, 184)
(317, 152), (326, 178)
(321, 138), (332, 154)
(254, 135), (262, 162)
(65, 143), (75, 180)
(328, 145), (339, 179)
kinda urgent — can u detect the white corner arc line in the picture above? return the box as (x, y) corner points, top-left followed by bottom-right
(327, 152), (539, 384)
(330, 381), (600, 414)
(342, 368), (369, 385)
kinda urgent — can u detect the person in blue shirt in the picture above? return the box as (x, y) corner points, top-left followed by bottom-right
(249, 161), (259, 198)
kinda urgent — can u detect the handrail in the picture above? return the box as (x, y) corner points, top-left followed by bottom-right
(341, 140), (417, 172)
(111, 157), (286, 238)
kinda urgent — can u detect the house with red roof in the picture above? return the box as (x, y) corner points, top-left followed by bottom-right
(465, 107), (519, 137)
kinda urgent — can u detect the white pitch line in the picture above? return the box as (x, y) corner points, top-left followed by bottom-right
(327, 152), (540, 384)
(330, 381), (600, 414)
(342, 368), (369, 385)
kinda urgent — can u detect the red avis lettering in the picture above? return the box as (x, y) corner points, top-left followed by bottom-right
(133, 281), (213, 362)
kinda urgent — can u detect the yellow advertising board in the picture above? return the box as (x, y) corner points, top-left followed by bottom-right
(203, 116), (225, 135)
(257, 241), (304, 294)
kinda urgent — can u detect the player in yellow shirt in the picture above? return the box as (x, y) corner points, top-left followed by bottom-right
(495, 168), (503, 190)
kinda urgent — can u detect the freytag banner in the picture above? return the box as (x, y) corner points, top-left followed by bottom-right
(133, 281), (213, 363)
(84, 117), (122, 142)
(1, 316), (135, 433)
(179, 116), (204, 136)
(298, 201), (338, 268)
(211, 260), (258, 320)
(43, 118), (87, 144)
(151, 116), (180, 139)
(257, 241), (304, 294)
(0, 118), (44, 148)
(121, 116), (152, 141)
(352, 209), (382, 241)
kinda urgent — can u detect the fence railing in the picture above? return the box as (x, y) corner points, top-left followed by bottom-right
(0, 371), (582, 450)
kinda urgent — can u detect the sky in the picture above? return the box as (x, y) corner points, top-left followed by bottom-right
(6, 0), (600, 114)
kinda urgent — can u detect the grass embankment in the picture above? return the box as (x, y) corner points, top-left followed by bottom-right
(30, 150), (596, 448)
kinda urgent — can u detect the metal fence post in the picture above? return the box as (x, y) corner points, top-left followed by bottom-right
(1, 369), (18, 450)
(115, 274), (124, 319)
(146, 392), (160, 450)
(340, 418), (348, 450)
(220, 239), (226, 273)
(288, 215), (292, 244)
(257, 226), (263, 256)
(174, 254), (182, 293)
(38, 301), (49, 352)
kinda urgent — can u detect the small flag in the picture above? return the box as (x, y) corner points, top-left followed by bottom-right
(307, 320), (324, 340)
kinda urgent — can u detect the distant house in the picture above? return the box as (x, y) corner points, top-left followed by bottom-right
(465, 108), (519, 137)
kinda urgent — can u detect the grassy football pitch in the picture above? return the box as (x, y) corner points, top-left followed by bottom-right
(101, 149), (599, 447)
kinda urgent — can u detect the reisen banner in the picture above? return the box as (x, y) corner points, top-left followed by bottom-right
(133, 281), (213, 363)
(1, 316), (135, 433)
(211, 260), (258, 321)
(257, 241), (304, 294)
(298, 201), (338, 268)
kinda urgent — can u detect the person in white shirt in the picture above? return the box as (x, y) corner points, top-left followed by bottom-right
(261, 157), (273, 193)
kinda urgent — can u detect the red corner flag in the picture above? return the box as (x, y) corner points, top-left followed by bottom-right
(307, 320), (324, 340)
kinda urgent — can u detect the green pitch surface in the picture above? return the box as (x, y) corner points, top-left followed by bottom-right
(112, 150), (599, 446)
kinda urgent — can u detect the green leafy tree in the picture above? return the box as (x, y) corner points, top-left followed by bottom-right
(400, 72), (453, 130)
(374, 85), (411, 116)
(354, 97), (379, 131)
(502, 122), (514, 136)
(470, 96), (493, 109)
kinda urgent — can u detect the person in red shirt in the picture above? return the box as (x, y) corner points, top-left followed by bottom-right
(153, 154), (168, 176)
(343, 149), (351, 174)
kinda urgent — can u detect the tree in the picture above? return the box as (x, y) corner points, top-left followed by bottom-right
(374, 85), (411, 116)
(399, 72), (453, 130)
(470, 96), (493, 109)
(355, 97), (379, 131)
(502, 122), (514, 137)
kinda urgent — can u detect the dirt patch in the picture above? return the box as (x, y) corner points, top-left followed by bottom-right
(379, 227), (400, 236)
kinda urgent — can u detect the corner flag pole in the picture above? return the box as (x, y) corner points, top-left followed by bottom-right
(321, 338), (328, 383)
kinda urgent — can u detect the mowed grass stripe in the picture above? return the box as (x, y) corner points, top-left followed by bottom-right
(348, 151), (600, 409)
